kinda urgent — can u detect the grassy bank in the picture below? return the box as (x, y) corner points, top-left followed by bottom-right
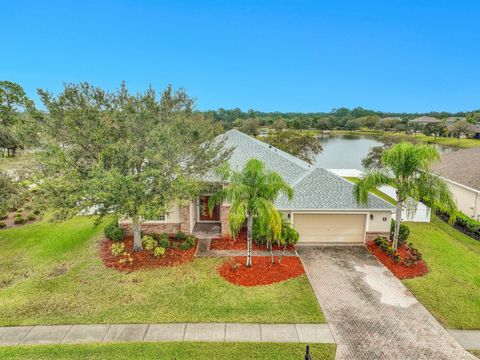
(0, 216), (324, 325)
(0, 343), (336, 360)
(403, 217), (480, 329)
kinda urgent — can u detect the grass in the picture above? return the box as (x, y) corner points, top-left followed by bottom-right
(0, 342), (336, 360)
(413, 134), (480, 149)
(0, 151), (37, 173)
(343, 177), (396, 205)
(0, 216), (324, 325)
(402, 216), (480, 329)
(471, 350), (480, 358)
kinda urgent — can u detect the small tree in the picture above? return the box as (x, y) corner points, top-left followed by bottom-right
(37, 83), (229, 251)
(239, 118), (259, 136)
(354, 142), (456, 250)
(449, 120), (473, 141)
(264, 130), (322, 164)
(209, 159), (293, 267)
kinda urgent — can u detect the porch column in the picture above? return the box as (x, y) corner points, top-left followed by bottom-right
(220, 204), (230, 236)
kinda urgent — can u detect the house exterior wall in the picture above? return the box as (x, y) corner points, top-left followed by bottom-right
(365, 210), (391, 242)
(445, 180), (480, 220)
(189, 201), (197, 233)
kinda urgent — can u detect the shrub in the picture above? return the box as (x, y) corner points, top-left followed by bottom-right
(403, 243), (422, 267)
(0, 221), (6, 228)
(142, 235), (158, 251)
(170, 241), (178, 249)
(111, 242), (125, 256)
(13, 216), (26, 224)
(154, 233), (170, 248)
(26, 214), (36, 221)
(104, 220), (124, 242)
(391, 221), (410, 245)
(119, 252), (133, 265)
(158, 237), (170, 249)
(175, 231), (187, 241)
(32, 209), (41, 215)
(180, 236), (196, 250)
(153, 246), (166, 257)
(281, 221), (299, 245)
(0, 212), (7, 220)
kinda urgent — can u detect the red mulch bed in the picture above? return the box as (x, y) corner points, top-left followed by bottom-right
(367, 242), (429, 279)
(210, 230), (295, 252)
(218, 256), (305, 286)
(100, 236), (197, 272)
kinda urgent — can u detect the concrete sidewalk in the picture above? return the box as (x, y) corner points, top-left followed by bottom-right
(449, 330), (480, 350)
(0, 323), (334, 346)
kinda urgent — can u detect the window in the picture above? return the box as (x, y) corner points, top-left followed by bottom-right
(158, 214), (166, 221)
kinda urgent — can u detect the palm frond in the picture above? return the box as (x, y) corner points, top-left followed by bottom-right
(354, 169), (391, 204)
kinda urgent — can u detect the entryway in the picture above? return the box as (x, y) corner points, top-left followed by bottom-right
(198, 195), (220, 222)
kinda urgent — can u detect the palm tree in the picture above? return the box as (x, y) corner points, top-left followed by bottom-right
(354, 142), (456, 250)
(209, 159), (293, 267)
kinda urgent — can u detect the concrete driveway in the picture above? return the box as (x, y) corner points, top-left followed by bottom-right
(298, 246), (474, 360)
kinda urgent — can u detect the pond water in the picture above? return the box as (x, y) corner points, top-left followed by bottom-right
(315, 134), (455, 170)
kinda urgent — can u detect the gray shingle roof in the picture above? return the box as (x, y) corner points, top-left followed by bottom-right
(275, 168), (393, 210)
(216, 129), (394, 211)
(409, 116), (441, 124)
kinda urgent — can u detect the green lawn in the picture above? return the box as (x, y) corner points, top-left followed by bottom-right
(343, 177), (396, 205)
(471, 350), (480, 358)
(0, 342), (336, 360)
(403, 217), (480, 329)
(0, 216), (324, 325)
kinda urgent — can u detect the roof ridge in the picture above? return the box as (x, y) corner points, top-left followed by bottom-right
(225, 129), (312, 170)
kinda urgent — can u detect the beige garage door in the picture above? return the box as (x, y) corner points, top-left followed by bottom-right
(294, 214), (366, 243)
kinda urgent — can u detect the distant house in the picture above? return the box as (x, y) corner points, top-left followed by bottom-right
(409, 116), (441, 125)
(431, 148), (480, 220)
(445, 116), (466, 125)
(381, 117), (402, 121)
(472, 124), (480, 140)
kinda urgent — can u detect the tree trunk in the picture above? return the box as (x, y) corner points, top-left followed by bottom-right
(246, 215), (253, 267)
(133, 221), (142, 252)
(392, 199), (403, 250)
(269, 241), (275, 264)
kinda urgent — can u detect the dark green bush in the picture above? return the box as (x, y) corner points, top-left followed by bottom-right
(0, 212), (7, 220)
(175, 231), (187, 241)
(158, 236), (170, 249)
(32, 209), (41, 215)
(26, 214), (36, 221)
(180, 235), (196, 250)
(0, 221), (6, 228)
(391, 221), (410, 245)
(13, 216), (26, 224)
(104, 220), (124, 242)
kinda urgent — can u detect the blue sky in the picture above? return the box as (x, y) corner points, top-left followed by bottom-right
(1, 0), (479, 113)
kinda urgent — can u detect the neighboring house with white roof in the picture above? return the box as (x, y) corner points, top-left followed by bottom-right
(431, 147), (480, 220)
(121, 129), (394, 244)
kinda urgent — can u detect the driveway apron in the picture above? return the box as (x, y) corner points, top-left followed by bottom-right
(298, 246), (474, 360)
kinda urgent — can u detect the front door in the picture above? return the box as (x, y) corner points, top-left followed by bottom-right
(199, 196), (220, 221)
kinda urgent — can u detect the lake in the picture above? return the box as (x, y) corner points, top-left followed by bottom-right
(315, 134), (455, 170)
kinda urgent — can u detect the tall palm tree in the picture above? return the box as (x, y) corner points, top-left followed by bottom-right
(209, 159), (293, 267)
(354, 142), (456, 250)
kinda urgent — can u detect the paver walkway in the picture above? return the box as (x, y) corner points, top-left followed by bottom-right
(298, 246), (475, 360)
(0, 323), (333, 346)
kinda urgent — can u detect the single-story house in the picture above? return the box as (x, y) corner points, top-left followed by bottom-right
(122, 129), (394, 244)
(431, 147), (480, 220)
(409, 116), (441, 125)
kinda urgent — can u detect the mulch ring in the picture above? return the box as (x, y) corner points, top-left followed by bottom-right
(100, 236), (197, 272)
(367, 242), (429, 279)
(0, 211), (41, 229)
(210, 230), (295, 252)
(218, 256), (305, 286)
